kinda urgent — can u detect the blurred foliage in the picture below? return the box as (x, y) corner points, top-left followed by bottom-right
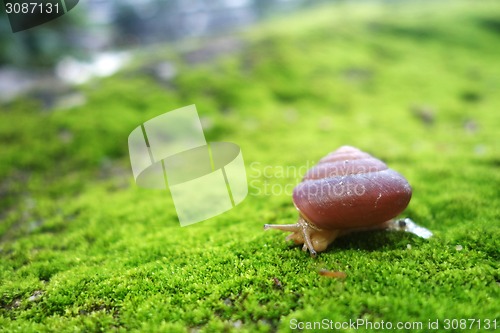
(0, 0), (337, 67)
(0, 5), (87, 67)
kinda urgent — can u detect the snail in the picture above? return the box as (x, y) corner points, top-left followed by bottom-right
(264, 146), (432, 257)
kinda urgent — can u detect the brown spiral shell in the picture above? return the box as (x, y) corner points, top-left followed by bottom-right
(292, 146), (412, 230)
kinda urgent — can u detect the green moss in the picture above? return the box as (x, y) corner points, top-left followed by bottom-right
(1, 1), (499, 332)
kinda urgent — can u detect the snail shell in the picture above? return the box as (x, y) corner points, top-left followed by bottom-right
(264, 146), (412, 256)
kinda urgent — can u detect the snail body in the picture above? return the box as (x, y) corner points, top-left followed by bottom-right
(264, 146), (413, 256)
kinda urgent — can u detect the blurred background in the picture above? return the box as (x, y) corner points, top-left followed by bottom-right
(1, 0), (499, 210)
(0, 0), (333, 101)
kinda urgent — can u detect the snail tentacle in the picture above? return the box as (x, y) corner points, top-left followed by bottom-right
(264, 223), (300, 232)
(265, 218), (318, 257)
(299, 218), (317, 257)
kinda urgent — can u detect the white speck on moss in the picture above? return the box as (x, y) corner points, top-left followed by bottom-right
(28, 290), (43, 302)
(456, 245), (463, 251)
(233, 320), (243, 328)
(407, 244), (412, 250)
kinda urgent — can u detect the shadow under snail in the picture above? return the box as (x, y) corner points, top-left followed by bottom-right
(264, 146), (432, 257)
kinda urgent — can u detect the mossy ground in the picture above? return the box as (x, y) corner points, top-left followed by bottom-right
(1, 1), (499, 332)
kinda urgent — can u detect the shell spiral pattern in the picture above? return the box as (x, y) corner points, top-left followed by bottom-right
(264, 146), (412, 256)
(293, 146), (412, 230)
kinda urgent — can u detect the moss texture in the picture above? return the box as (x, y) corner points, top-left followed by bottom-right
(1, 1), (499, 332)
